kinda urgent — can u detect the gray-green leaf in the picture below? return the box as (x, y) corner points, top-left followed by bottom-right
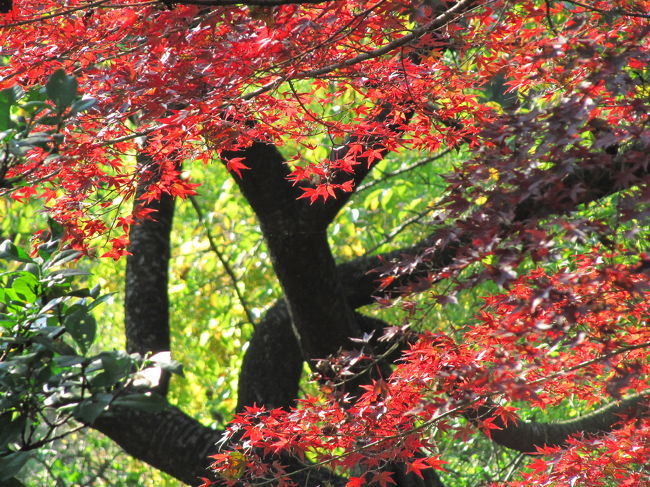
(45, 69), (78, 111)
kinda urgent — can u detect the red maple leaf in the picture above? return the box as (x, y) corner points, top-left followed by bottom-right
(346, 476), (365, 487)
(226, 157), (250, 178)
(405, 458), (431, 479)
(527, 457), (548, 475)
(370, 471), (396, 487)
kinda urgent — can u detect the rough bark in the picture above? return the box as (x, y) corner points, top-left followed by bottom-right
(124, 156), (175, 359)
(234, 144), (650, 451)
(94, 406), (223, 486)
(86, 3), (650, 482)
(235, 151), (650, 410)
(305, 104), (408, 227)
(236, 302), (303, 411)
(224, 142), (361, 360)
(93, 404), (349, 487)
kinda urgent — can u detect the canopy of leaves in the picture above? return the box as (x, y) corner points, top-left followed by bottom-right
(0, 1), (649, 487)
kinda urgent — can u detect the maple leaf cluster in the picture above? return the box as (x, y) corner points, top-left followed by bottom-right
(204, 252), (649, 486)
(0, 0), (643, 249)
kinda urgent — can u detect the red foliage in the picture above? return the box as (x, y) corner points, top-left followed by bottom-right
(206, 254), (649, 485)
(2, 0), (650, 485)
(1, 0), (647, 251)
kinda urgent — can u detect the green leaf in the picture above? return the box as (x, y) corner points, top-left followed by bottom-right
(32, 334), (76, 355)
(66, 288), (92, 298)
(36, 240), (59, 261)
(69, 97), (96, 116)
(53, 355), (86, 367)
(20, 100), (48, 110)
(16, 134), (52, 147)
(47, 269), (90, 279)
(0, 241), (33, 264)
(0, 130), (14, 142)
(89, 284), (101, 299)
(46, 249), (81, 269)
(0, 86), (19, 106)
(33, 115), (61, 126)
(9, 273), (39, 302)
(6, 140), (27, 157)
(39, 296), (69, 315)
(63, 309), (96, 355)
(99, 352), (131, 384)
(45, 70), (78, 111)
(47, 218), (65, 242)
(0, 414), (25, 451)
(86, 293), (113, 311)
(149, 351), (184, 377)
(23, 263), (40, 277)
(74, 394), (111, 424)
(0, 452), (31, 481)
(0, 86), (20, 131)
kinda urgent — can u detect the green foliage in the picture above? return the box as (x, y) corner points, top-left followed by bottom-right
(19, 430), (164, 487)
(0, 70), (96, 197)
(165, 140), (459, 428)
(167, 164), (275, 426)
(0, 227), (169, 483)
(44, 70), (78, 114)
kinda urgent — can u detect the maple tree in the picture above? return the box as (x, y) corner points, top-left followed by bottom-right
(1, 0), (650, 486)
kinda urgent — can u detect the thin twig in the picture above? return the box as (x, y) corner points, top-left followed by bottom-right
(356, 149), (452, 193)
(366, 206), (434, 254)
(241, 0), (479, 101)
(176, 0), (328, 5)
(189, 194), (256, 327)
(22, 424), (86, 451)
(228, 342), (650, 485)
(528, 340), (650, 387)
(99, 125), (161, 146)
(562, 0), (650, 19)
(330, 339), (402, 388)
(502, 453), (525, 483)
(0, 0), (112, 28)
(544, 0), (559, 36)
(236, 402), (467, 487)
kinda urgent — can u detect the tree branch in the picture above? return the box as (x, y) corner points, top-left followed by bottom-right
(240, 0), (478, 101)
(236, 302), (303, 411)
(174, 0), (329, 6)
(93, 405), (223, 486)
(355, 150), (452, 194)
(223, 142), (361, 360)
(466, 391), (650, 453)
(236, 143), (650, 412)
(124, 153), (176, 395)
(93, 402), (351, 487)
(292, 0), (470, 229)
(221, 142), (303, 232)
